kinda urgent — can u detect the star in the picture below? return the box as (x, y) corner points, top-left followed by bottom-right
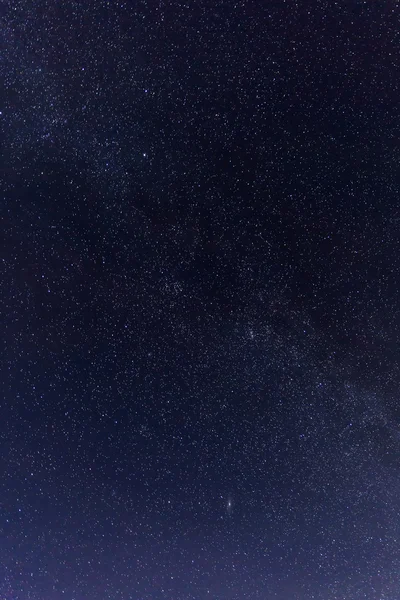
(227, 497), (233, 515)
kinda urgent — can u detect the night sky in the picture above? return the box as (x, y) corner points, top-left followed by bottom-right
(1, 1), (400, 599)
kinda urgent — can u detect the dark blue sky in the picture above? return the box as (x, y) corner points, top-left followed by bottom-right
(1, 1), (400, 598)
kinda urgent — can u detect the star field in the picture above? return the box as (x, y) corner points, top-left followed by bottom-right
(2, 1), (400, 599)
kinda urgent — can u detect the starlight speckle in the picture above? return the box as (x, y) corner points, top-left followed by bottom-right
(2, 2), (399, 599)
